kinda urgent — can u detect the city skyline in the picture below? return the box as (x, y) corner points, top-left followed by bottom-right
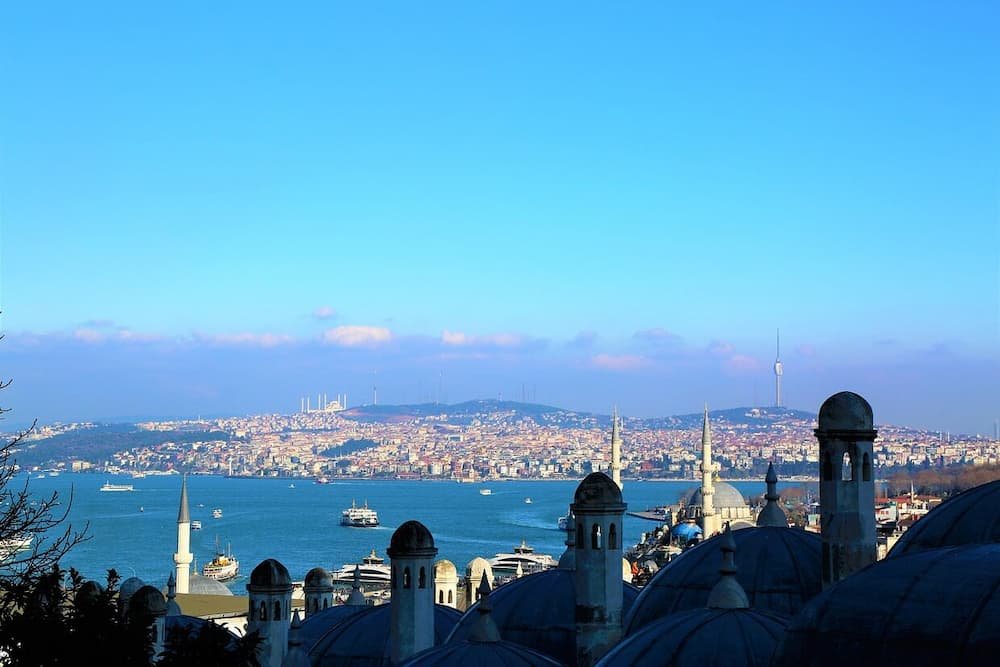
(1, 4), (997, 434)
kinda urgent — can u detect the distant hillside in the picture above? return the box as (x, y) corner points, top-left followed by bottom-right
(643, 406), (817, 431)
(339, 399), (594, 426)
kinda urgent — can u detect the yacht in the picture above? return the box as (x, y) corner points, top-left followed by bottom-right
(100, 482), (135, 492)
(331, 549), (391, 587)
(479, 489), (492, 496)
(488, 539), (558, 578)
(341, 499), (379, 527)
(557, 513), (571, 531)
(191, 520), (202, 530)
(202, 539), (239, 582)
(0, 534), (32, 560)
(524, 497), (533, 504)
(212, 508), (223, 519)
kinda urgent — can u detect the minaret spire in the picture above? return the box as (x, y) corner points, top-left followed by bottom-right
(774, 329), (783, 408)
(173, 475), (193, 594)
(756, 462), (788, 527)
(700, 405), (719, 538)
(610, 407), (623, 490)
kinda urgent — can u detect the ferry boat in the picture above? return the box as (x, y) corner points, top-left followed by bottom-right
(191, 520), (202, 530)
(479, 489), (492, 496)
(524, 497), (533, 504)
(212, 508), (223, 519)
(100, 482), (135, 492)
(488, 539), (558, 578)
(557, 513), (571, 531)
(0, 534), (32, 560)
(332, 549), (391, 587)
(341, 500), (379, 527)
(202, 539), (239, 582)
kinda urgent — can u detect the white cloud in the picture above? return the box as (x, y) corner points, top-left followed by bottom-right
(441, 330), (526, 348)
(312, 306), (337, 321)
(590, 353), (649, 371)
(321, 325), (393, 347)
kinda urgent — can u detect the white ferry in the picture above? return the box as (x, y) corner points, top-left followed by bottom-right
(100, 482), (135, 492)
(557, 512), (571, 531)
(202, 540), (239, 582)
(489, 539), (558, 578)
(191, 520), (202, 530)
(341, 500), (379, 527)
(332, 549), (391, 587)
(479, 489), (492, 496)
(0, 535), (32, 560)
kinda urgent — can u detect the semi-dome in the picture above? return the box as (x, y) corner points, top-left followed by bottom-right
(774, 544), (1000, 667)
(626, 526), (821, 634)
(389, 520), (437, 557)
(817, 391), (873, 431)
(249, 558), (292, 588)
(188, 573), (234, 596)
(573, 472), (624, 508)
(680, 482), (748, 511)
(598, 607), (789, 667)
(304, 566), (334, 589)
(306, 603), (461, 665)
(888, 480), (1000, 558)
(447, 567), (640, 666)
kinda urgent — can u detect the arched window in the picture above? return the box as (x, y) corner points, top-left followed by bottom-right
(403, 567), (411, 589)
(448, 590), (453, 604)
(439, 590), (444, 603)
(274, 601), (281, 620)
(842, 451), (853, 481)
(576, 522), (584, 549)
(419, 567), (426, 589)
(822, 452), (833, 481)
(591, 523), (602, 549)
(609, 523), (618, 550)
(260, 601), (267, 621)
(863, 452), (872, 482)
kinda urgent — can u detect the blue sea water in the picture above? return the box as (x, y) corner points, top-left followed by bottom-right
(14, 473), (800, 592)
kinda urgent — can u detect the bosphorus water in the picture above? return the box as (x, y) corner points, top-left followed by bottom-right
(17, 473), (801, 591)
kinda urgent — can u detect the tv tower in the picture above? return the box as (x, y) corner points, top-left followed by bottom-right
(774, 329), (783, 408)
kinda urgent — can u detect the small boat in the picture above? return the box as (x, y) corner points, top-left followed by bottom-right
(202, 538), (239, 582)
(100, 482), (135, 492)
(212, 508), (223, 519)
(341, 499), (379, 527)
(557, 513), (570, 531)
(315, 477), (330, 485)
(524, 497), (533, 504)
(139, 506), (144, 513)
(288, 483), (296, 489)
(479, 489), (492, 496)
(191, 520), (202, 530)
(0, 535), (32, 560)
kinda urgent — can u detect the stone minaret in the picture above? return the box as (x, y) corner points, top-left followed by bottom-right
(610, 408), (623, 490)
(388, 520), (438, 664)
(247, 559), (293, 667)
(756, 462), (788, 527)
(700, 406), (721, 538)
(572, 472), (627, 667)
(173, 475), (192, 594)
(303, 567), (334, 617)
(815, 391), (877, 588)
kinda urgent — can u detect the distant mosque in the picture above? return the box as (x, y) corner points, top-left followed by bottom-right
(113, 391), (1000, 666)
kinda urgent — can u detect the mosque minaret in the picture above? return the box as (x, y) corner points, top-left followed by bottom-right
(699, 405), (722, 538)
(173, 474), (193, 594)
(610, 408), (623, 491)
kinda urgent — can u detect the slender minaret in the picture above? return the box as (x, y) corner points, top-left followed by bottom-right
(388, 520), (438, 664)
(173, 475), (192, 594)
(815, 391), (877, 588)
(700, 406), (720, 538)
(610, 408), (623, 490)
(774, 329), (783, 408)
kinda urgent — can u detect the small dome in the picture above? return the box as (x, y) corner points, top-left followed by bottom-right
(888, 480), (1000, 558)
(401, 638), (562, 666)
(119, 576), (146, 602)
(573, 472), (624, 509)
(434, 560), (457, 579)
(672, 522), (704, 541)
(599, 608), (789, 667)
(447, 568), (640, 667)
(389, 520), (437, 557)
(129, 585), (167, 619)
(189, 573), (235, 596)
(304, 567), (334, 590)
(680, 483), (748, 510)
(249, 559), (292, 588)
(75, 580), (105, 610)
(306, 603), (461, 663)
(774, 544), (1000, 667)
(465, 557), (494, 583)
(817, 391), (873, 431)
(626, 526), (821, 634)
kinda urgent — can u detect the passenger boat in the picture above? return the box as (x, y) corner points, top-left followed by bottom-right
(340, 500), (379, 527)
(331, 549), (391, 587)
(212, 508), (223, 519)
(479, 489), (492, 496)
(524, 497), (533, 504)
(202, 539), (239, 582)
(557, 513), (570, 531)
(100, 482), (135, 492)
(191, 520), (202, 530)
(0, 535), (32, 560)
(489, 539), (558, 578)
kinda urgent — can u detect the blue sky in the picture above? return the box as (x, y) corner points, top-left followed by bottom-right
(1, 2), (997, 433)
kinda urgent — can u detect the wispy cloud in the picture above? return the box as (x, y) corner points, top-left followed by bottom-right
(193, 332), (295, 347)
(590, 353), (649, 371)
(634, 328), (682, 345)
(321, 325), (393, 347)
(312, 305), (337, 321)
(725, 354), (761, 372)
(441, 330), (526, 348)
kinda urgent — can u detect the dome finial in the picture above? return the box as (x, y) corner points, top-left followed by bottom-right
(707, 523), (750, 609)
(469, 571), (501, 642)
(756, 462), (788, 527)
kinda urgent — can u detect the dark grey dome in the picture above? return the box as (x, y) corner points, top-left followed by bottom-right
(306, 603), (461, 665)
(296, 603), (370, 652)
(817, 391), (873, 431)
(573, 472), (624, 508)
(75, 580), (105, 610)
(401, 638), (563, 666)
(774, 544), (1000, 667)
(119, 576), (146, 602)
(189, 573), (235, 596)
(249, 558), (292, 588)
(888, 480), (1000, 558)
(626, 526), (821, 634)
(389, 520), (437, 557)
(304, 566), (334, 589)
(680, 482), (748, 510)
(447, 568), (640, 667)
(129, 585), (167, 619)
(598, 608), (789, 667)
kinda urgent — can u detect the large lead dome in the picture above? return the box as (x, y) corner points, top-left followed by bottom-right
(888, 480), (1000, 558)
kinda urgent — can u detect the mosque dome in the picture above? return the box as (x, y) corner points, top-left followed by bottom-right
(817, 391), (873, 431)
(625, 526), (821, 634)
(129, 585), (167, 620)
(401, 636), (562, 666)
(672, 522), (704, 541)
(119, 576), (146, 602)
(434, 560), (457, 579)
(680, 482), (748, 511)
(304, 567), (334, 590)
(774, 544), (1000, 667)
(888, 480), (1000, 558)
(75, 580), (105, 610)
(296, 603), (372, 652)
(598, 607), (789, 667)
(188, 573), (235, 596)
(447, 568), (640, 666)
(389, 520), (437, 557)
(249, 558), (292, 588)
(306, 603), (461, 664)
(573, 472), (624, 508)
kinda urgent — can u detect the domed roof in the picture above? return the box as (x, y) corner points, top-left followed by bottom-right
(401, 637), (562, 666)
(774, 544), (1000, 667)
(129, 585), (167, 618)
(466, 557), (494, 581)
(75, 580), (105, 609)
(599, 607), (788, 667)
(626, 526), (821, 634)
(817, 391), (873, 431)
(680, 482), (748, 510)
(189, 573), (235, 596)
(389, 520), (437, 557)
(304, 567), (334, 589)
(434, 560), (457, 579)
(249, 558), (292, 588)
(306, 603), (461, 664)
(672, 522), (704, 540)
(119, 576), (146, 603)
(296, 603), (371, 651)
(447, 568), (640, 666)
(888, 480), (1000, 558)
(573, 472), (624, 509)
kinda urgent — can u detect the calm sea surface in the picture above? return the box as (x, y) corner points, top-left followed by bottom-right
(15, 473), (800, 591)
